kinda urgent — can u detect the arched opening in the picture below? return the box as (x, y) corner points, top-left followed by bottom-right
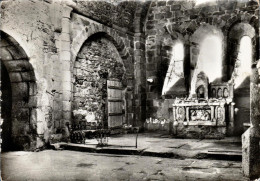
(1, 62), (13, 151)
(234, 36), (252, 89)
(189, 25), (224, 97)
(198, 35), (222, 83)
(72, 33), (127, 131)
(234, 36), (252, 135)
(0, 31), (37, 151)
(162, 41), (185, 96)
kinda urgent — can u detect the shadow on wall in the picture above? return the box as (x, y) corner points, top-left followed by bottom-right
(234, 77), (250, 136)
(1, 62), (13, 151)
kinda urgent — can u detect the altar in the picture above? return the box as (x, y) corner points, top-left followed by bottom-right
(172, 72), (235, 139)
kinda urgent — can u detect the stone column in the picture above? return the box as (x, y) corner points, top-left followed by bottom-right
(227, 102), (235, 136)
(0, 61), (2, 152)
(242, 60), (260, 179)
(60, 5), (73, 130)
(133, 33), (146, 127)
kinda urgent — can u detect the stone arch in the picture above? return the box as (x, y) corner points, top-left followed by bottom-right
(133, 1), (152, 33)
(160, 30), (188, 97)
(189, 24), (225, 88)
(71, 24), (133, 75)
(71, 29), (132, 129)
(0, 31), (37, 151)
(227, 23), (256, 135)
(228, 23), (256, 81)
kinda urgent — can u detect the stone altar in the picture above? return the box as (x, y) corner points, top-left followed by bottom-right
(172, 72), (235, 138)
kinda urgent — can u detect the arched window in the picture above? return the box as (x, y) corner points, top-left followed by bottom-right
(198, 35), (222, 83)
(162, 41), (185, 95)
(234, 36), (252, 89)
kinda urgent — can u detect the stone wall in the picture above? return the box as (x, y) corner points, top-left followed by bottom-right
(1, 0), (61, 150)
(144, 0), (259, 133)
(0, 0), (139, 150)
(70, 13), (137, 126)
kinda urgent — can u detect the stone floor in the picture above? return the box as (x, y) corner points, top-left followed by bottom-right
(55, 132), (242, 160)
(1, 150), (246, 181)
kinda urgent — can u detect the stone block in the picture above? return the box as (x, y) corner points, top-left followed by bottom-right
(63, 111), (71, 121)
(28, 95), (37, 108)
(147, 92), (158, 100)
(146, 29), (157, 36)
(30, 108), (37, 125)
(54, 111), (63, 121)
(36, 137), (45, 149)
(242, 128), (260, 179)
(60, 32), (70, 42)
(4, 60), (32, 72)
(6, 46), (27, 59)
(165, 11), (173, 19)
(37, 121), (45, 135)
(9, 72), (22, 82)
(134, 41), (145, 50)
(53, 100), (62, 111)
(11, 82), (28, 97)
(147, 63), (157, 71)
(0, 47), (12, 60)
(21, 71), (35, 82)
(60, 50), (71, 61)
(62, 81), (72, 91)
(171, 4), (181, 11)
(29, 82), (37, 96)
(60, 42), (70, 52)
(61, 17), (70, 33)
(12, 100), (28, 109)
(62, 101), (71, 112)
(54, 120), (61, 128)
(158, 1), (166, 7)
(62, 90), (72, 101)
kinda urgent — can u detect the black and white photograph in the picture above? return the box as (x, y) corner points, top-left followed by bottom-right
(0, 0), (260, 180)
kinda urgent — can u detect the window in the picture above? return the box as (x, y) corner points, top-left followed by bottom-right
(162, 41), (184, 95)
(198, 35), (222, 83)
(234, 36), (252, 89)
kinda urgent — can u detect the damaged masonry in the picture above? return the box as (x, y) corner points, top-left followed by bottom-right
(0, 0), (260, 180)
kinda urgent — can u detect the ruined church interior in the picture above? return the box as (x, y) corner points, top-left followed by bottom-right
(0, 0), (260, 180)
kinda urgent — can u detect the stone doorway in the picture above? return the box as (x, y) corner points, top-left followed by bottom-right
(72, 33), (126, 130)
(0, 32), (37, 151)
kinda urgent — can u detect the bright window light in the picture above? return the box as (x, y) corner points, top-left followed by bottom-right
(195, 0), (217, 6)
(198, 35), (223, 82)
(162, 42), (184, 95)
(172, 42), (184, 61)
(234, 36), (252, 89)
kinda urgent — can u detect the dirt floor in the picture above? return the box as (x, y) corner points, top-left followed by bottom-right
(1, 150), (246, 181)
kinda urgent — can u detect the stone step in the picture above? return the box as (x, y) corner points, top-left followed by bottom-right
(51, 142), (242, 161)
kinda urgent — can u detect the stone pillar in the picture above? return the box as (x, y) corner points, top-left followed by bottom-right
(134, 33), (146, 127)
(0, 61), (2, 152)
(227, 102), (235, 136)
(60, 5), (73, 130)
(242, 60), (260, 179)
